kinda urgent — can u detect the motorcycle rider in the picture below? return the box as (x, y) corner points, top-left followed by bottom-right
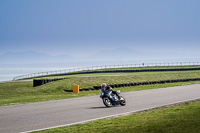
(100, 83), (118, 99)
(100, 83), (110, 97)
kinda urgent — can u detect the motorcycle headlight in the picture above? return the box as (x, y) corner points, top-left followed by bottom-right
(117, 90), (120, 94)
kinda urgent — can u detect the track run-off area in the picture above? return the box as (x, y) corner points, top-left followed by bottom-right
(0, 84), (200, 133)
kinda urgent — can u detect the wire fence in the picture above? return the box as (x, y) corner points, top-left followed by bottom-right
(13, 62), (200, 80)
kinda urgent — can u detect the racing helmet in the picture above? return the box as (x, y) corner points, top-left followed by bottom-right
(101, 83), (107, 88)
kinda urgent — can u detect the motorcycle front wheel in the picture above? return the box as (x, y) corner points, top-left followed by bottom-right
(119, 96), (126, 106)
(103, 97), (112, 107)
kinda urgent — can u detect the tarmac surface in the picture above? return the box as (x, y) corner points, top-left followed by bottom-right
(0, 84), (200, 133)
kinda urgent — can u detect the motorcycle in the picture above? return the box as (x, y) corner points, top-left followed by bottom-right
(100, 90), (126, 107)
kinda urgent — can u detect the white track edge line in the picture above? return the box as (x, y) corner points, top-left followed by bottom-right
(21, 97), (200, 133)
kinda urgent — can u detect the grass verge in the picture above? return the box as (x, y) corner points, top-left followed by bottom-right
(0, 80), (200, 106)
(34, 100), (200, 133)
(1, 70), (200, 106)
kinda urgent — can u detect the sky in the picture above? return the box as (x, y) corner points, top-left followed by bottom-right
(0, 0), (200, 57)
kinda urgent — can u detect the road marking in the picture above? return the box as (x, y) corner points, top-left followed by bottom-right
(21, 97), (200, 133)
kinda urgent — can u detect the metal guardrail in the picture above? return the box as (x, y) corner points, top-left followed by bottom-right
(13, 62), (200, 80)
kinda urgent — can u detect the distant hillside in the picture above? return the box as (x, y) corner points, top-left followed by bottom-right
(81, 47), (198, 61)
(0, 51), (73, 64)
(1, 48), (199, 64)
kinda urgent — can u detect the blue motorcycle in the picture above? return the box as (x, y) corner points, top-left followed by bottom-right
(100, 90), (126, 107)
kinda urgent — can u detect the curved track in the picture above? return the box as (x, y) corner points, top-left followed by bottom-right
(0, 84), (200, 133)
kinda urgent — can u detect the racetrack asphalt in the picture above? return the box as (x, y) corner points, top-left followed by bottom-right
(0, 84), (200, 133)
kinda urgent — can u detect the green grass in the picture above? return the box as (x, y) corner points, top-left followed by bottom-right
(43, 71), (200, 90)
(1, 70), (200, 106)
(34, 100), (200, 133)
(0, 81), (194, 106)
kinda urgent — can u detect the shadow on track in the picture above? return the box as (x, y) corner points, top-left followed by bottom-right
(89, 105), (122, 109)
(88, 106), (107, 109)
